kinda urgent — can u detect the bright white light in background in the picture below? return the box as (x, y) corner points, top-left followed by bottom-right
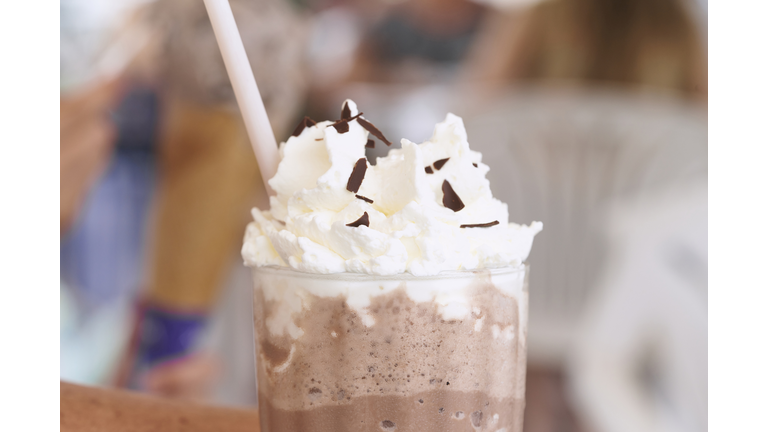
(391, 90), (447, 145)
(60, 0), (155, 91)
(307, 7), (362, 88)
(60, 0), (153, 45)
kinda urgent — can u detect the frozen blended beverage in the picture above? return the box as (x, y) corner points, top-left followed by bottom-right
(242, 101), (542, 431)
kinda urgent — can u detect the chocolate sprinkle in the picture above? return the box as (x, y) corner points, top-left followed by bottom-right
(341, 102), (352, 120)
(355, 194), (374, 204)
(433, 158), (449, 171)
(442, 180), (465, 212)
(329, 112), (363, 135)
(291, 118), (306, 137)
(357, 117), (392, 146)
(332, 121), (349, 134)
(460, 221), (500, 228)
(425, 166), (434, 174)
(365, 139), (375, 149)
(346, 158), (368, 193)
(472, 163), (478, 168)
(346, 212), (370, 228)
(291, 116), (317, 137)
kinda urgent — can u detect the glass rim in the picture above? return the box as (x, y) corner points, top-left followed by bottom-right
(251, 264), (528, 282)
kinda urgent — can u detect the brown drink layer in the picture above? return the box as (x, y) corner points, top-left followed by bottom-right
(260, 391), (524, 432)
(253, 270), (528, 432)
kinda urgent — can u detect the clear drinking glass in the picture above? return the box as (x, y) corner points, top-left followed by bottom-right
(251, 265), (529, 432)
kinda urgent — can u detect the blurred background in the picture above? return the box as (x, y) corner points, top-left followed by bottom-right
(60, 0), (707, 431)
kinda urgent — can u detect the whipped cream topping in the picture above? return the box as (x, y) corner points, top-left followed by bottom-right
(242, 100), (542, 276)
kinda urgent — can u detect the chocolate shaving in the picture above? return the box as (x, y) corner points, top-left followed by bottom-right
(472, 163), (478, 168)
(460, 221), (500, 228)
(346, 158), (368, 193)
(329, 112), (363, 135)
(346, 212), (370, 228)
(332, 121), (349, 133)
(433, 158), (449, 171)
(355, 194), (374, 204)
(441, 180), (465, 212)
(357, 117), (392, 146)
(341, 102), (352, 120)
(291, 116), (317, 137)
(425, 166), (434, 174)
(365, 139), (375, 149)
(315, 138), (323, 141)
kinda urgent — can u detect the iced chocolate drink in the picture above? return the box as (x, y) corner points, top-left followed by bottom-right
(242, 101), (541, 432)
(252, 266), (528, 432)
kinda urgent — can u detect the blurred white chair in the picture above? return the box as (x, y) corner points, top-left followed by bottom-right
(464, 88), (707, 432)
(566, 182), (707, 432)
(463, 88), (707, 366)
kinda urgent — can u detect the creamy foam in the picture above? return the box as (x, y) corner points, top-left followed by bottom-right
(242, 100), (542, 276)
(253, 266), (527, 336)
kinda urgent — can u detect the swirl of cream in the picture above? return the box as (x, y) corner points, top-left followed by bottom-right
(242, 100), (542, 275)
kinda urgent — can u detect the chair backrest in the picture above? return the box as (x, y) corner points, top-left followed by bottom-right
(464, 87), (707, 364)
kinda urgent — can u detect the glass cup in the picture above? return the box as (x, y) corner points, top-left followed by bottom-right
(251, 265), (529, 432)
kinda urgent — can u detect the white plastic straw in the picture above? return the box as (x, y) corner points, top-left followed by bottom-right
(203, 0), (279, 195)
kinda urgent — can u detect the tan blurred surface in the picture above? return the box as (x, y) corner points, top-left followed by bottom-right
(62, 370), (580, 432)
(61, 381), (261, 432)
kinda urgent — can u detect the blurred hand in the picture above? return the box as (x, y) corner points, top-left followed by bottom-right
(142, 353), (220, 402)
(60, 80), (122, 234)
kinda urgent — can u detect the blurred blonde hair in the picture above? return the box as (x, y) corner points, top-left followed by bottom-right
(467, 0), (707, 98)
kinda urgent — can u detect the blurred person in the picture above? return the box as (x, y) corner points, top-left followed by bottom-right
(60, 0), (157, 383)
(60, 78), (139, 386)
(463, 0), (707, 99)
(60, 0), (309, 402)
(114, 0), (308, 401)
